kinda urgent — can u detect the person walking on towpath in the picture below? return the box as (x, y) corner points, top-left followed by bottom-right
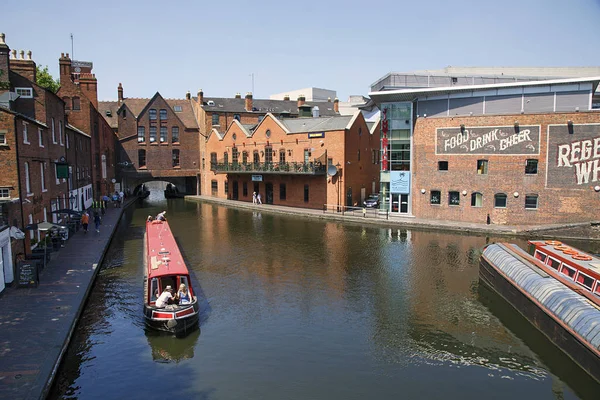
(94, 212), (101, 233)
(252, 192), (257, 204)
(257, 193), (262, 205)
(81, 211), (90, 234)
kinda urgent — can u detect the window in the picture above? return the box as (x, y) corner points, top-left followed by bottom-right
(304, 149), (311, 164)
(172, 149), (180, 167)
(211, 180), (218, 195)
(210, 152), (217, 169)
(253, 150), (260, 164)
(430, 190), (441, 205)
(477, 160), (488, 175)
(138, 149), (147, 168)
(173, 105), (182, 112)
(16, 87), (33, 98)
(25, 162), (31, 194)
(171, 126), (179, 143)
(224, 180), (228, 194)
(279, 150), (286, 164)
(55, 163), (60, 184)
(357, 149), (361, 161)
(0, 188), (9, 199)
(223, 151), (228, 165)
(138, 126), (145, 143)
(280, 183), (286, 200)
(359, 127), (362, 136)
(494, 193), (507, 208)
(59, 121), (64, 145)
(266, 129), (271, 139)
(232, 147), (239, 164)
(51, 118), (56, 143)
(212, 113), (219, 125)
(29, 215), (34, 240)
(0, 132), (6, 145)
(525, 194), (538, 209)
(448, 191), (460, 206)
(265, 146), (273, 163)
(525, 159), (538, 175)
(160, 126), (167, 143)
(41, 163), (46, 192)
(242, 151), (248, 164)
(149, 127), (157, 143)
(438, 161), (448, 171)
(471, 192), (483, 207)
(38, 128), (44, 147)
(149, 109), (157, 120)
(372, 149), (377, 164)
(233, 114), (241, 121)
(63, 97), (70, 110)
(66, 132), (69, 148)
(304, 184), (309, 203)
(159, 109), (167, 120)
(23, 121), (29, 144)
(122, 109), (127, 119)
(243, 182), (248, 196)
(72, 97), (81, 110)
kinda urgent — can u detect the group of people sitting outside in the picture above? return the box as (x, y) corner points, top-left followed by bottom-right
(155, 283), (192, 308)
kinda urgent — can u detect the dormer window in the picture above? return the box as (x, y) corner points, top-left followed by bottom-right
(173, 105), (182, 112)
(105, 110), (112, 117)
(15, 87), (33, 98)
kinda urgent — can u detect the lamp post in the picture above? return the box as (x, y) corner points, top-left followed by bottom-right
(335, 162), (342, 213)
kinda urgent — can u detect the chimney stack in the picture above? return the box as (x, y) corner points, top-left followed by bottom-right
(59, 53), (72, 86)
(245, 92), (253, 111)
(10, 48), (36, 83)
(118, 83), (123, 105)
(283, 94), (290, 101)
(235, 93), (241, 99)
(297, 94), (305, 108)
(333, 97), (339, 113)
(198, 89), (204, 105)
(78, 71), (98, 108)
(0, 33), (9, 92)
(186, 91), (191, 100)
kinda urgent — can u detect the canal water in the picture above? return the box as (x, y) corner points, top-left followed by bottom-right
(50, 195), (600, 399)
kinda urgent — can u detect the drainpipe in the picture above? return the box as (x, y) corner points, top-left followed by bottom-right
(14, 116), (27, 260)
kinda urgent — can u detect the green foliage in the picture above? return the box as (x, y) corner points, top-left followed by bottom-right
(36, 65), (60, 93)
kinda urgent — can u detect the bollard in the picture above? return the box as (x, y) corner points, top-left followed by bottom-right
(363, 207), (366, 218)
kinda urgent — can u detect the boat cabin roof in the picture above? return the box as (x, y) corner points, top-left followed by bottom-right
(146, 220), (190, 279)
(529, 240), (600, 275)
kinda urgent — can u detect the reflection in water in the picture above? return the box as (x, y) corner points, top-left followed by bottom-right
(50, 197), (600, 400)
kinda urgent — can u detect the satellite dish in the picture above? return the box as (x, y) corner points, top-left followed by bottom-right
(327, 164), (338, 176)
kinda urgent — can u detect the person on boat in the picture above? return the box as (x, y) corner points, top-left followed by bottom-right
(155, 286), (174, 308)
(156, 211), (167, 221)
(176, 283), (191, 305)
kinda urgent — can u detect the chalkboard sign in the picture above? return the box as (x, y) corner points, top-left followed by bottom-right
(17, 260), (39, 288)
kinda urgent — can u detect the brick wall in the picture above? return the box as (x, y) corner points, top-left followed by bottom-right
(413, 111), (600, 225)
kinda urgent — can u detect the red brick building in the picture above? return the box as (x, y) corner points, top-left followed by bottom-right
(57, 54), (116, 198)
(205, 112), (379, 209)
(99, 87), (200, 194)
(370, 76), (600, 225)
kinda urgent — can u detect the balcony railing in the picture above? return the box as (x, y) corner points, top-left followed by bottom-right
(211, 161), (326, 175)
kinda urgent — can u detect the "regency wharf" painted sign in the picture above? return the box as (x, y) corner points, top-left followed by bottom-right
(436, 126), (540, 155)
(547, 124), (600, 188)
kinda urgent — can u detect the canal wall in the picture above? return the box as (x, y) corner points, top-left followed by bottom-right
(0, 199), (136, 400)
(185, 195), (600, 241)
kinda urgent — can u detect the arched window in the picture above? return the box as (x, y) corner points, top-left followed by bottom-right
(279, 149), (286, 164)
(223, 151), (228, 165)
(63, 97), (71, 110)
(138, 149), (147, 168)
(72, 97), (81, 111)
(253, 150), (260, 164)
(242, 151), (248, 164)
(232, 147), (239, 164)
(471, 192), (483, 207)
(494, 193), (507, 208)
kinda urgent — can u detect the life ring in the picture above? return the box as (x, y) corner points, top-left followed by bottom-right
(563, 249), (579, 255)
(554, 245), (570, 251)
(572, 254), (593, 261)
(545, 240), (562, 246)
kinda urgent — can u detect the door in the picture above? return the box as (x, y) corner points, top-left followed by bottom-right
(391, 193), (399, 212)
(346, 187), (353, 207)
(400, 194), (409, 213)
(253, 183), (260, 198)
(232, 181), (239, 200)
(265, 183), (273, 204)
(361, 187), (366, 205)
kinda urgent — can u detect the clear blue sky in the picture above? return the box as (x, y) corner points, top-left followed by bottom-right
(3, 0), (600, 102)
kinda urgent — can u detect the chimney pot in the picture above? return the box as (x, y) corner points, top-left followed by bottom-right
(27, 50), (32, 60)
(11, 49), (16, 59)
(333, 97), (339, 113)
(0, 33), (5, 45)
(235, 92), (241, 99)
(198, 89), (204, 104)
(19, 50), (24, 59)
(283, 94), (290, 101)
(297, 94), (306, 107)
(186, 91), (191, 100)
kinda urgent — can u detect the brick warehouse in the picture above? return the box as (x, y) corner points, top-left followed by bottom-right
(99, 86), (200, 194)
(370, 75), (600, 225)
(0, 33), (94, 291)
(205, 112), (380, 209)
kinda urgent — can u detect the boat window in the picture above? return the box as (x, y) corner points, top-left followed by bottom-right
(534, 251), (547, 262)
(595, 283), (600, 296)
(150, 278), (158, 302)
(560, 265), (576, 279)
(161, 277), (176, 292)
(576, 272), (595, 290)
(546, 257), (560, 270)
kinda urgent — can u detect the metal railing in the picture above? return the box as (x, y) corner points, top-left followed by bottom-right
(211, 161), (327, 175)
(323, 204), (390, 219)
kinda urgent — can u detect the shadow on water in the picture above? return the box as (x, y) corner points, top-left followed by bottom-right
(145, 328), (201, 364)
(478, 283), (600, 399)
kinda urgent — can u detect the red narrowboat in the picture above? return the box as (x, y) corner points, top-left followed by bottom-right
(143, 218), (199, 335)
(528, 240), (600, 304)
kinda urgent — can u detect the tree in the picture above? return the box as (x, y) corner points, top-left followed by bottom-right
(36, 65), (60, 93)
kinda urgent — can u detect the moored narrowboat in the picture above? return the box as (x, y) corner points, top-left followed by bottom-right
(143, 218), (199, 335)
(480, 243), (600, 383)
